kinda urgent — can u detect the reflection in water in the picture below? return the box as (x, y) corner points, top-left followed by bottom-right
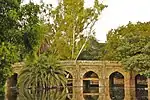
(6, 86), (149, 100)
(83, 95), (99, 100)
(109, 72), (124, 100)
(135, 74), (148, 100)
(110, 86), (124, 100)
(83, 87), (99, 100)
(5, 87), (101, 100)
(0, 96), (4, 100)
(18, 88), (71, 100)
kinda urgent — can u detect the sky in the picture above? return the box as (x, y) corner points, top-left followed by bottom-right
(23, 0), (150, 42)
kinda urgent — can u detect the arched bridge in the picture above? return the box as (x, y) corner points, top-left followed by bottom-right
(12, 60), (150, 100)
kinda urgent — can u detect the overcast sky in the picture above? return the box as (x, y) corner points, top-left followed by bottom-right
(23, 0), (150, 42)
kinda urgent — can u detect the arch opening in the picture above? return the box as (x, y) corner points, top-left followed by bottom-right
(5, 73), (18, 100)
(135, 74), (148, 100)
(65, 71), (73, 99)
(65, 71), (73, 87)
(109, 71), (124, 100)
(83, 71), (99, 100)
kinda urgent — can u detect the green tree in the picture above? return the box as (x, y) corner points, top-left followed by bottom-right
(0, 0), (22, 95)
(0, 43), (19, 95)
(42, 0), (107, 60)
(104, 22), (150, 76)
(0, 0), (47, 94)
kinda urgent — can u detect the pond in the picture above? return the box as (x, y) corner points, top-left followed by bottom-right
(5, 86), (99, 100)
(3, 72), (148, 100)
(3, 86), (148, 100)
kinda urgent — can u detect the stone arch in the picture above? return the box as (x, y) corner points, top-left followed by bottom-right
(82, 70), (99, 79)
(109, 71), (125, 100)
(83, 71), (99, 100)
(107, 69), (125, 79)
(64, 69), (74, 78)
(65, 71), (73, 97)
(65, 71), (73, 86)
(83, 71), (99, 78)
(135, 74), (148, 100)
(5, 73), (18, 100)
(6, 73), (18, 88)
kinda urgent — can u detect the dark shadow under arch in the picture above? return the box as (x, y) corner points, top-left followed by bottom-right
(5, 73), (18, 100)
(65, 71), (73, 87)
(135, 74), (148, 100)
(109, 71), (124, 100)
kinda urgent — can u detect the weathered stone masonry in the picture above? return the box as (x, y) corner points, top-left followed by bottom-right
(12, 60), (150, 100)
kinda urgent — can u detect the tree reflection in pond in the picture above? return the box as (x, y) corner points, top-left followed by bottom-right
(6, 88), (72, 100)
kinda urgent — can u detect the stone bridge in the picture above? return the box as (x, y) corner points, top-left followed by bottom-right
(12, 60), (150, 100)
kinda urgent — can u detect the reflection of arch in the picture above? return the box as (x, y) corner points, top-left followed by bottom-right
(83, 71), (99, 94)
(109, 71), (124, 100)
(135, 74), (148, 100)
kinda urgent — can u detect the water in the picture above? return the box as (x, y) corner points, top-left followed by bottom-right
(4, 86), (148, 100)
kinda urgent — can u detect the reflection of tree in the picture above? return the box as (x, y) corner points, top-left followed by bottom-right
(17, 88), (71, 100)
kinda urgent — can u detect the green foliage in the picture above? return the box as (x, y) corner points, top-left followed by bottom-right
(0, 42), (19, 95)
(0, 0), (22, 95)
(0, 0), (106, 95)
(18, 54), (67, 90)
(104, 22), (150, 75)
(0, 0), (46, 95)
(0, 0), (21, 42)
(43, 0), (107, 60)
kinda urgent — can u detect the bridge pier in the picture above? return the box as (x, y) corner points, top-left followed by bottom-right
(124, 72), (136, 100)
(72, 65), (84, 100)
(105, 78), (110, 100)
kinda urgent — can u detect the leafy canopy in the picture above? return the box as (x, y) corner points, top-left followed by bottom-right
(104, 22), (150, 76)
(42, 0), (107, 60)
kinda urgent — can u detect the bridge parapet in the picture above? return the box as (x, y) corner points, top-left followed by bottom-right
(12, 60), (123, 75)
(60, 60), (121, 66)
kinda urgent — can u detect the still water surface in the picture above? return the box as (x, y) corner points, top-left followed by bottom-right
(5, 86), (103, 100)
(3, 86), (148, 100)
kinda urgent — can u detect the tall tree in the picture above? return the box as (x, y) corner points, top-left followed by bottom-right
(43, 0), (107, 60)
(0, 0), (48, 94)
(0, 0), (22, 95)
